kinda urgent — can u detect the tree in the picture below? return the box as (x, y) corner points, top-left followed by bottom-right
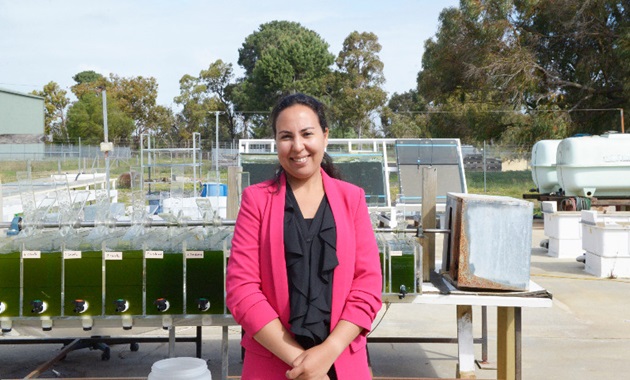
(329, 31), (387, 138)
(108, 74), (173, 139)
(233, 20), (335, 125)
(416, 0), (630, 147)
(68, 71), (171, 143)
(198, 60), (239, 140)
(31, 81), (70, 141)
(65, 93), (134, 145)
(380, 90), (430, 138)
(70, 71), (107, 99)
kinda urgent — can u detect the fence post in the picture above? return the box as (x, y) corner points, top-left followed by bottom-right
(483, 140), (487, 193)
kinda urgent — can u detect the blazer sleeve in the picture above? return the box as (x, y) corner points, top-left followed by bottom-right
(225, 187), (279, 335)
(339, 186), (383, 333)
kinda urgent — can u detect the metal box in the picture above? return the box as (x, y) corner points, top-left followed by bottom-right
(442, 193), (533, 291)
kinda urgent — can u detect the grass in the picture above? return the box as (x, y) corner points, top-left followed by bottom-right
(465, 170), (536, 199)
(465, 170), (541, 216)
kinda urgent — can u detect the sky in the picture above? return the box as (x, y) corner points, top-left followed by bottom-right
(0, 0), (460, 109)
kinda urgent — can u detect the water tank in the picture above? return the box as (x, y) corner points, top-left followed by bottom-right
(556, 133), (630, 197)
(531, 139), (561, 194)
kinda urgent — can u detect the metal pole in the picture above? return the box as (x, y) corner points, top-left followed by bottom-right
(621, 108), (625, 133)
(215, 112), (220, 183)
(101, 89), (110, 199)
(215, 112), (221, 217)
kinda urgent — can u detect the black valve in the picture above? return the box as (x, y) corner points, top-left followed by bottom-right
(114, 299), (129, 313)
(196, 298), (210, 312)
(398, 284), (408, 300)
(154, 298), (170, 312)
(73, 299), (87, 313)
(31, 299), (45, 314)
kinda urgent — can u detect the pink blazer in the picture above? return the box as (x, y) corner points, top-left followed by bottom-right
(226, 169), (383, 379)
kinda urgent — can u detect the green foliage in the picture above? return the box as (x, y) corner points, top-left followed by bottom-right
(381, 90), (430, 138)
(327, 31), (387, 137)
(31, 81), (70, 140)
(416, 0), (630, 147)
(233, 21), (335, 113)
(72, 70), (103, 85)
(65, 93), (134, 145)
(68, 72), (171, 143)
(172, 71), (234, 145)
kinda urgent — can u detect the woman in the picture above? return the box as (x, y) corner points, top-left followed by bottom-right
(226, 93), (382, 379)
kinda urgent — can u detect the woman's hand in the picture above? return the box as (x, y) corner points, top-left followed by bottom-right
(286, 343), (336, 379)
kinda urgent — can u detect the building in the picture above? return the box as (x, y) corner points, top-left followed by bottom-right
(0, 87), (45, 159)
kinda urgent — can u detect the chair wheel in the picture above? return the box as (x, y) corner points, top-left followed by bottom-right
(101, 347), (111, 361)
(130, 342), (140, 352)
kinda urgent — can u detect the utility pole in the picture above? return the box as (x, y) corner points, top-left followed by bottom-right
(98, 87), (112, 200)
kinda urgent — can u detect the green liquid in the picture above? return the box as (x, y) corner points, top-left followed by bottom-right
(146, 252), (184, 315)
(64, 251), (103, 317)
(390, 254), (416, 294)
(0, 252), (21, 317)
(23, 252), (62, 317)
(105, 250), (143, 315)
(185, 251), (225, 314)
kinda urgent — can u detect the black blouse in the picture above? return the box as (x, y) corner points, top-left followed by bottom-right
(284, 185), (339, 348)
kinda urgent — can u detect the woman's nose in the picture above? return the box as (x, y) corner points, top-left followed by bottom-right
(292, 137), (304, 151)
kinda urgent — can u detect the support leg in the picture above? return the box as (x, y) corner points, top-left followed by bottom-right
(481, 306), (488, 363)
(456, 305), (476, 379)
(196, 326), (202, 358)
(497, 307), (516, 380)
(168, 326), (176, 358)
(222, 326), (229, 380)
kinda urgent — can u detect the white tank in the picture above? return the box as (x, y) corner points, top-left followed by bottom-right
(531, 139), (561, 194)
(556, 133), (630, 197)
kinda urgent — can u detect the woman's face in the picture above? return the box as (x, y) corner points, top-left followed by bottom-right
(275, 104), (329, 185)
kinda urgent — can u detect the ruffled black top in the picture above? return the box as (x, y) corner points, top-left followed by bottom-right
(284, 185), (338, 348)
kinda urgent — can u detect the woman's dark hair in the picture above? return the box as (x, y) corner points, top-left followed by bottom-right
(270, 93), (341, 183)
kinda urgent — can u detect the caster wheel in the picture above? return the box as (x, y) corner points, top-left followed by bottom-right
(101, 347), (111, 361)
(130, 342), (140, 352)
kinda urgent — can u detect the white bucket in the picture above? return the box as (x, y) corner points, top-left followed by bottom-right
(148, 357), (212, 380)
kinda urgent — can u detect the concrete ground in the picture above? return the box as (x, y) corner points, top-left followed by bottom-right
(1, 220), (630, 379)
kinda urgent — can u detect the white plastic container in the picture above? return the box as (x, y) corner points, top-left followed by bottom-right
(541, 201), (584, 258)
(556, 133), (630, 197)
(581, 210), (630, 258)
(148, 357), (212, 380)
(531, 139), (561, 194)
(585, 251), (630, 278)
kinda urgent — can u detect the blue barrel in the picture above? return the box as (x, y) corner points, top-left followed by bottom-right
(201, 183), (227, 197)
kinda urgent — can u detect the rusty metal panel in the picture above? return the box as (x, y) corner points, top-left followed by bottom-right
(443, 193), (533, 291)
